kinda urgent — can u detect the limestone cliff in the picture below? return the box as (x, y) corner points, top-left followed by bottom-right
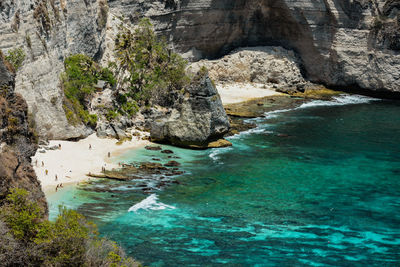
(0, 0), (106, 139)
(110, 0), (400, 95)
(0, 52), (47, 212)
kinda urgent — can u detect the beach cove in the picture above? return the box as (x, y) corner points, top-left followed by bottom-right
(32, 133), (150, 193)
(32, 85), (282, 194)
(45, 94), (400, 266)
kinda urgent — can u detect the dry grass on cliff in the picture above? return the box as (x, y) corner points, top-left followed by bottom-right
(0, 50), (15, 74)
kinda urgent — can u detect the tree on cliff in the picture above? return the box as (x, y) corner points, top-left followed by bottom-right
(0, 188), (140, 266)
(113, 18), (189, 107)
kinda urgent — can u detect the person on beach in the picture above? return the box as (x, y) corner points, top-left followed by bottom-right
(89, 144), (92, 150)
(58, 144), (61, 149)
(108, 152), (110, 158)
(55, 174), (58, 181)
(35, 159), (38, 166)
(45, 169), (48, 175)
(55, 185), (58, 192)
(42, 161), (44, 167)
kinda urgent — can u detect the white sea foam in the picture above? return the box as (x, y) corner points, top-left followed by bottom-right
(128, 194), (175, 212)
(213, 94), (379, 162)
(261, 94), (380, 120)
(228, 122), (275, 141)
(228, 127), (263, 140)
(209, 146), (233, 161)
(247, 127), (267, 134)
(209, 150), (219, 161)
(263, 108), (293, 118)
(298, 94), (380, 109)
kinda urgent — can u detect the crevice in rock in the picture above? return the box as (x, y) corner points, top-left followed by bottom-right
(13, 158), (21, 175)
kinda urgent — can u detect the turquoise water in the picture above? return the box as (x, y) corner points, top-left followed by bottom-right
(47, 95), (400, 266)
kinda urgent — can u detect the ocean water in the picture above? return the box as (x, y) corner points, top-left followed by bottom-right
(47, 95), (400, 266)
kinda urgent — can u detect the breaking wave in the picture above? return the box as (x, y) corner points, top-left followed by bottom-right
(128, 194), (175, 212)
(298, 94), (380, 109)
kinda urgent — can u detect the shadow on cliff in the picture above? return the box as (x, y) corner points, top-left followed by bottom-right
(151, 0), (338, 84)
(150, 0), (400, 98)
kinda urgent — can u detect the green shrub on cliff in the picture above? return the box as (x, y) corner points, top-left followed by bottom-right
(0, 188), (139, 266)
(0, 188), (44, 242)
(4, 47), (25, 71)
(62, 54), (115, 127)
(35, 207), (97, 265)
(114, 18), (189, 106)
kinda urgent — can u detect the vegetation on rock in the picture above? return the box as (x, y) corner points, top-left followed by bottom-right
(61, 18), (192, 125)
(33, 0), (52, 35)
(4, 47), (25, 71)
(113, 18), (189, 107)
(61, 54), (115, 127)
(0, 188), (139, 266)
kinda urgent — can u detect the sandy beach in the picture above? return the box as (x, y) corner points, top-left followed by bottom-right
(217, 82), (282, 104)
(32, 133), (149, 193)
(33, 82), (278, 194)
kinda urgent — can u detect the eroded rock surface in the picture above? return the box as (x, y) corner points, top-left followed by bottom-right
(0, 0), (105, 139)
(191, 46), (305, 88)
(150, 72), (230, 148)
(110, 0), (400, 95)
(0, 52), (47, 212)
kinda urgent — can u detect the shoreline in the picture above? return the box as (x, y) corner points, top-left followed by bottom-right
(217, 82), (283, 104)
(34, 84), (283, 196)
(32, 133), (149, 194)
(34, 85), (341, 196)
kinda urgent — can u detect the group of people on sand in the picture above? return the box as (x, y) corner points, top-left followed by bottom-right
(35, 160), (49, 176)
(34, 159), (44, 167)
(89, 143), (110, 158)
(55, 143), (63, 193)
(33, 142), (113, 192)
(34, 154), (63, 192)
(55, 183), (63, 192)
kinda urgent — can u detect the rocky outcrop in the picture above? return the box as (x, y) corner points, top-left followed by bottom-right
(0, 52), (47, 212)
(110, 0), (400, 96)
(191, 46), (306, 88)
(150, 72), (231, 148)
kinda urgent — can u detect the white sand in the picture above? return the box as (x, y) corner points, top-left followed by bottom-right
(32, 133), (149, 193)
(33, 82), (279, 193)
(217, 82), (283, 104)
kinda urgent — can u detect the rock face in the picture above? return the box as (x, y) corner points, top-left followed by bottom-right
(0, 0), (106, 139)
(191, 46), (306, 88)
(110, 0), (400, 95)
(0, 52), (47, 212)
(150, 72), (230, 148)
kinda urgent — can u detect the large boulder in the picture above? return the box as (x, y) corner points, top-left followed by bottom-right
(150, 72), (230, 148)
